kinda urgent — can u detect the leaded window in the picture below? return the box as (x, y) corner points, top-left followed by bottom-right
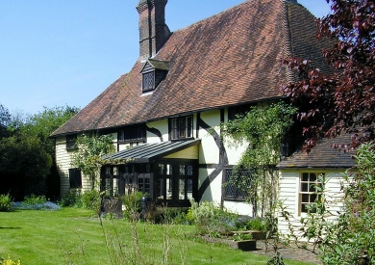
(223, 168), (252, 201)
(142, 71), (155, 92)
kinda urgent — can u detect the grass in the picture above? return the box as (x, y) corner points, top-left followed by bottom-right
(0, 207), (313, 265)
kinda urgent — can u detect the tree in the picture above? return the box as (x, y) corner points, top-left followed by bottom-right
(0, 105), (79, 199)
(281, 0), (375, 151)
(70, 134), (116, 190)
(221, 101), (297, 216)
(0, 104), (11, 138)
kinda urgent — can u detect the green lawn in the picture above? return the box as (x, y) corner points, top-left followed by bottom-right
(0, 208), (312, 265)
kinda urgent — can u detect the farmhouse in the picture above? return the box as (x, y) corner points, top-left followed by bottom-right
(51, 0), (352, 221)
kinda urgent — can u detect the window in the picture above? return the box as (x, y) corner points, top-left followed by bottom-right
(223, 167), (253, 201)
(69, 168), (82, 188)
(118, 125), (146, 144)
(142, 71), (155, 92)
(141, 59), (169, 93)
(170, 116), (193, 140)
(299, 172), (324, 214)
(66, 134), (77, 150)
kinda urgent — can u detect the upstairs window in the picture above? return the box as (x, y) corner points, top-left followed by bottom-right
(141, 59), (169, 93)
(66, 134), (77, 150)
(118, 125), (146, 144)
(142, 71), (156, 92)
(170, 116), (193, 140)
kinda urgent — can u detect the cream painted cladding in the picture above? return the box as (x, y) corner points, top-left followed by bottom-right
(55, 136), (91, 196)
(278, 170), (346, 237)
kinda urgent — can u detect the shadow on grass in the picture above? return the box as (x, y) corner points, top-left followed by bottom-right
(0, 226), (21, 229)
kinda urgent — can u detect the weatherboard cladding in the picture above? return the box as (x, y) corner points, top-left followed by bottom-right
(104, 139), (201, 163)
(51, 0), (330, 136)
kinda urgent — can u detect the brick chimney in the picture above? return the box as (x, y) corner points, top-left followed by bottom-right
(136, 0), (171, 60)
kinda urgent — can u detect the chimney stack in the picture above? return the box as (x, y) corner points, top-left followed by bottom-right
(136, 0), (171, 60)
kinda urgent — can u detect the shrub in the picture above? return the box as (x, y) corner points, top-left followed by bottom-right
(121, 191), (144, 221)
(188, 199), (238, 235)
(59, 189), (83, 207)
(82, 189), (101, 211)
(23, 194), (47, 205)
(0, 194), (13, 212)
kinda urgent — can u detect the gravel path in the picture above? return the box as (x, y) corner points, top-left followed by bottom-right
(251, 241), (321, 264)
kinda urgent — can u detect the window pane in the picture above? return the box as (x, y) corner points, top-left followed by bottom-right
(179, 179), (185, 200)
(310, 194), (317, 203)
(179, 165), (185, 176)
(166, 164), (172, 175)
(310, 173), (316, 181)
(187, 165), (193, 176)
(157, 179), (164, 200)
(179, 118), (186, 138)
(158, 164), (164, 175)
(301, 203), (308, 213)
(187, 179), (193, 199)
(302, 194), (309, 202)
(301, 183), (308, 192)
(302, 173), (309, 181)
(186, 116), (193, 138)
(166, 178), (173, 200)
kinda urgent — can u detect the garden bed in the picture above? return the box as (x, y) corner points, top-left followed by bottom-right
(202, 230), (266, 251)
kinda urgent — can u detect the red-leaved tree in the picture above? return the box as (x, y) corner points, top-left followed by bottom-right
(281, 0), (375, 152)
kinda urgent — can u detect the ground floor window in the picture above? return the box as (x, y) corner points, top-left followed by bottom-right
(299, 172), (324, 214)
(69, 168), (82, 188)
(223, 167), (253, 201)
(101, 160), (197, 206)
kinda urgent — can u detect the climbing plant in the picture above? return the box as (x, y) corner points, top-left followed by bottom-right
(221, 101), (297, 217)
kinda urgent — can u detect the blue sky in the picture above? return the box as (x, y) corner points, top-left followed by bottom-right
(0, 0), (331, 115)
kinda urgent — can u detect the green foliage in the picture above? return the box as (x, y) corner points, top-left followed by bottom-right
(189, 200), (241, 235)
(70, 134), (116, 189)
(23, 194), (47, 205)
(0, 106), (79, 199)
(0, 193), (13, 212)
(121, 191), (144, 221)
(299, 174), (333, 253)
(316, 144), (375, 264)
(221, 101), (297, 216)
(59, 189), (83, 208)
(82, 189), (101, 211)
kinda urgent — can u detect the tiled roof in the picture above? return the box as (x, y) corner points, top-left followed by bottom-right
(51, 0), (331, 136)
(278, 134), (357, 169)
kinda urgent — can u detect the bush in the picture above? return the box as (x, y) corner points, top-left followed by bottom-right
(0, 193), (13, 212)
(188, 200), (238, 235)
(121, 191), (144, 221)
(59, 189), (83, 207)
(23, 194), (47, 205)
(82, 189), (101, 211)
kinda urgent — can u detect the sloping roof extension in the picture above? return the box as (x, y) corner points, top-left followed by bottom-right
(278, 134), (356, 169)
(51, 0), (331, 136)
(103, 139), (200, 163)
